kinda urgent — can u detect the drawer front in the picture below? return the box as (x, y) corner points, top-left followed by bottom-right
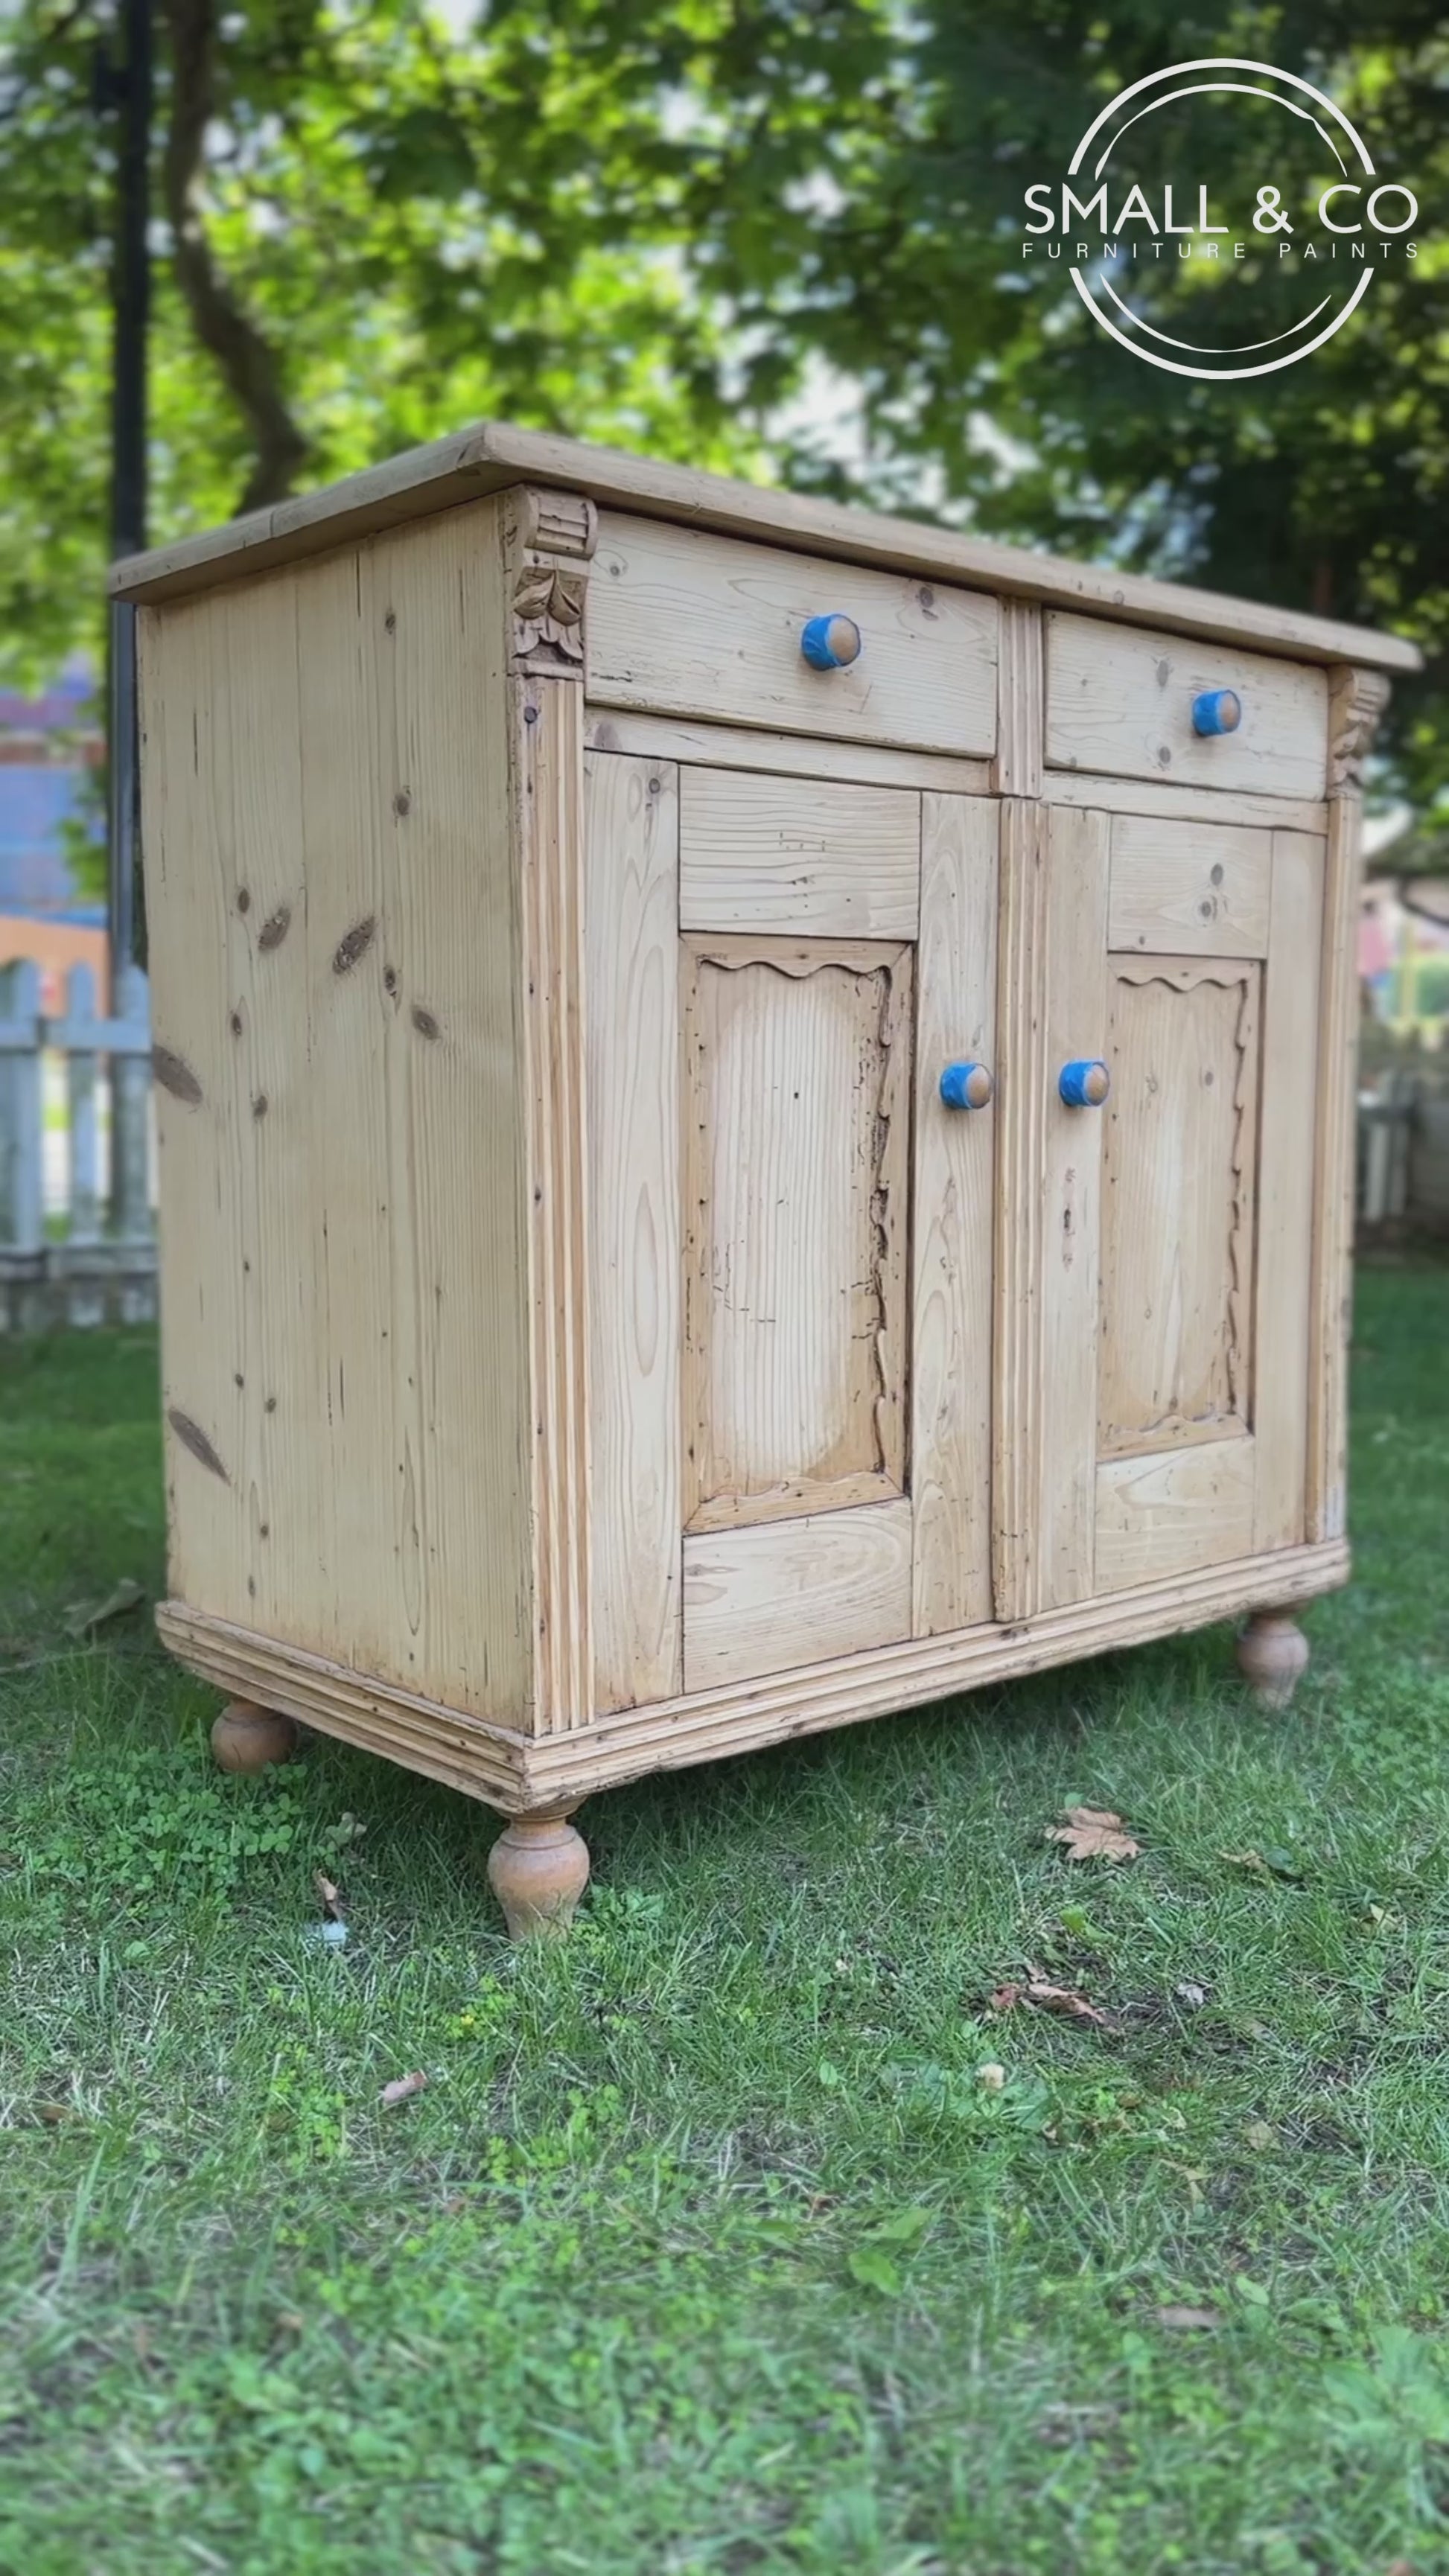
(589, 511), (999, 758)
(1045, 612), (1329, 800)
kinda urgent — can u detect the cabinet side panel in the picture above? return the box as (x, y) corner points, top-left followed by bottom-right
(911, 793), (997, 1634)
(584, 751), (683, 1710)
(1254, 829), (1325, 1553)
(140, 500), (534, 1722)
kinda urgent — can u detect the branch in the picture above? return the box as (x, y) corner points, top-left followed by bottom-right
(162, 0), (308, 514)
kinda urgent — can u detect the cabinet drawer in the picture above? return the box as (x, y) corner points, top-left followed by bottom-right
(1045, 612), (1328, 800)
(589, 511), (999, 757)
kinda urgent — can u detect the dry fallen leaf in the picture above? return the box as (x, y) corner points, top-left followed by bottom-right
(314, 1871), (345, 1919)
(1155, 2304), (1221, 2332)
(379, 2070), (427, 2107)
(62, 1577), (146, 1639)
(990, 1978), (1119, 2032)
(1046, 1806), (1141, 1864)
(1219, 1847), (1304, 1884)
(1244, 2119), (1276, 2152)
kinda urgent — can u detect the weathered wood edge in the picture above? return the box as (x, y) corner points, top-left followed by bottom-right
(158, 1534), (1349, 1817)
(109, 422), (1420, 675)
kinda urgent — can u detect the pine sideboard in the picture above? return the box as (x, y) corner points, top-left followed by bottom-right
(112, 424), (1420, 1934)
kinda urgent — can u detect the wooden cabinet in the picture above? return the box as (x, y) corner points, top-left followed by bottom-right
(115, 427), (1415, 1933)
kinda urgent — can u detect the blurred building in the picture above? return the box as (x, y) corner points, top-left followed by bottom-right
(0, 666), (108, 1009)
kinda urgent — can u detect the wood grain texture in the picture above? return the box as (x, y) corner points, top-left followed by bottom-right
(1045, 771), (1328, 835)
(911, 794), (998, 1634)
(138, 500), (534, 1723)
(992, 599), (1044, 797)
(585, 709), (992, 797)
(112, 424), (1419, 682)
(590, 512), (999, 757)
(682, 935), (912, 1531)
(514, 672), (592, 1732)
(1308, 678), (1383, 1541)
(681, 1498), (914, 1691)
(1098, 958), (1259, 1459)
(1253, 829), (1326, 1553)
(1045, 614), (1330, 802)
(993, 800), (1109, 1621)
(1094, 1435), (1257, 1590)
(1109, 816), (1272, 957)
(679, 768), (920, 939)
(162, 1535), (1351, 1812)
(583, 750), (682, 1711)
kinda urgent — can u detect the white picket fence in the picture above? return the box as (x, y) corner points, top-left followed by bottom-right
(0, 957), (158, 1330)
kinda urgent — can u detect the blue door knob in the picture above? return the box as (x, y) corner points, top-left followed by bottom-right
(1060, 1059), (1110, 1107)
(801, 613), (863, 671)
(940, 1061), (994, 1110)
(1191, 687), (1243, 736)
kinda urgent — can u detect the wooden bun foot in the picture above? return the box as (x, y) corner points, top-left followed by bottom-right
(1235, 1611), (1310, 1711)
(211, 1700), (299, 1773)
(487, 1812), (590, 1939)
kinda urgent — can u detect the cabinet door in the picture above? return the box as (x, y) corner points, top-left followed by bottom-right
(995, 805), (1325, 1617)
(584, 752), (998, 1706)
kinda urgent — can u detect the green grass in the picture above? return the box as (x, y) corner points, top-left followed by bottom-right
(2, 1269), (1449, 2575)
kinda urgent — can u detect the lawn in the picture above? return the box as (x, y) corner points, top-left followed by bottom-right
(2, 1266), (1449, 2575)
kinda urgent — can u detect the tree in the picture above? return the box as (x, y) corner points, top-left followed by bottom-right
(1, 0), (1444, 808)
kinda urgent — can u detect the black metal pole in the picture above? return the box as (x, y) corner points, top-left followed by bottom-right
(107, 0), (152, 973)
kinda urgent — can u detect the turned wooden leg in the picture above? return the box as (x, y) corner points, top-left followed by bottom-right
(211, 1700), (299, 1773)
(1235, 1610), (1311, 1711)
(487, 1811), (590, 1939)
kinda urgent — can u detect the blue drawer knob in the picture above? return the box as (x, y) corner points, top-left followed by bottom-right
(801, 613), (862, 672)
(1191, 686), (1243, 736)
(1060, 1059), (1110, 1108)
(940, 1060), (994, 1111)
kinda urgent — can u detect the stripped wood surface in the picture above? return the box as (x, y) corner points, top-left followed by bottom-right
(1094, 1435), (1257, 1590)
(1044, 771), (1328, 835)
(993, 800), (1109, 1621)
(583, 750), (682, 1709)
(515, 671), (593, 1732)
(1046, 613), (1330, 801)
(681, 1497), (914, 1691)
(584, 708), (992, 798)
(1098, 957), (1260, 1458)
(911, 794), (998, 1634)
(1253, 829), (1326, 1552)
(1109, 816), (1272, 957)
(682, 934), (912, 1531)
(159, 1531), (1351, 1813)
(679, 768), (920, 938)
(1308, 669), (1385, 1543)
(992, 599), (1044, 797)
(590, 512), (999, 756)
(139, 500), (535, 1724)
(112, 422), (1420, 683)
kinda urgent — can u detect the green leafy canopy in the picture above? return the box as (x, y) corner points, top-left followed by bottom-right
(1, 0), (1445, 804)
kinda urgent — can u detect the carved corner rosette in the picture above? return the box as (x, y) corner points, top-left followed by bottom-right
(503, 485), (599, 678)
(1328, 666), (1392, 796)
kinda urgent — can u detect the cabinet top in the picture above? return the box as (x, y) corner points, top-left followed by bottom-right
(110, 417), (1419, 674)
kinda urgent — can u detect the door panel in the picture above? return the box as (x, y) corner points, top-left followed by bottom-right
(995, 804), (1325, 1611)
(679, 769), (920, 937)
(683, 1498), (914, 1692)
(681, 933), (913, 1532)
(1098, 957), (1259, 1458)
